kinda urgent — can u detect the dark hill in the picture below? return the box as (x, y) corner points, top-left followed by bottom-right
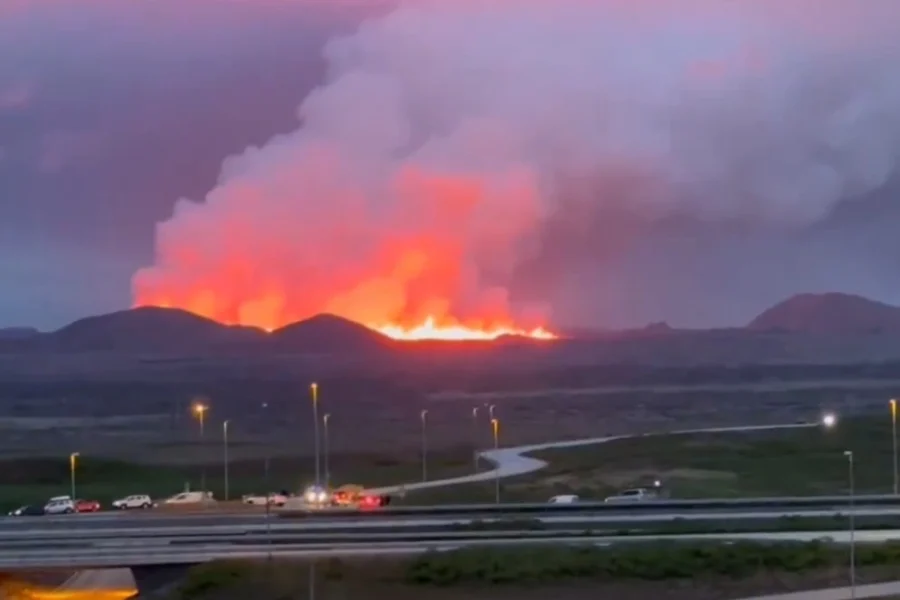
(0, 327), (39, 340)
(41, 306), (265, 352)
(269, 313), (391, 353)
(748, 293), (900, 334)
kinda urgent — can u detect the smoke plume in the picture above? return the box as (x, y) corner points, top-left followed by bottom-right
(133, 0), (900, 332)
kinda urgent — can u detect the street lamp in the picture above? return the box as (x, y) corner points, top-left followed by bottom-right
(421, 409), (429, 482)
(471, 407), (480, 473)
(261, 402), (270, 484)
(822, 412), (837, 429)
(192, 402), (208, 492)
(310, 383), (321, 488)
(891, 399), (898, 495)
(491, 418), (500, 504)
(69, 452), (79, 499)
(488, 404), (496, 420)
(223, 420), (230, 501)
(323, 413), (331, 488)
(845, 450), (856, 599)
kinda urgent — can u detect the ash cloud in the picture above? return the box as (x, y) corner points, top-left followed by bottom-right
(134, 0), (900, 330)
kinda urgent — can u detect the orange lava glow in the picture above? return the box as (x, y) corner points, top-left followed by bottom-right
(132, 166), (557, 341)
(373, 316), (556, 341)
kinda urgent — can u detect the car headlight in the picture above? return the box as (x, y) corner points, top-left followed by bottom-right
(317, 492), (328, 502)
(305, 492), (316, 502)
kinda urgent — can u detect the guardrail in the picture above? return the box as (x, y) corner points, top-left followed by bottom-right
(281, 495), (897, 518)
(0, 530), (890, 570)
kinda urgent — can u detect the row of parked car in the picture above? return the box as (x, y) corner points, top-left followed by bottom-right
(6, 491), (217, 516)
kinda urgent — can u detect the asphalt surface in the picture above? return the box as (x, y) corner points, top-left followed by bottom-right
(0, 505), (898, 537)
(3, 529), (900, 570)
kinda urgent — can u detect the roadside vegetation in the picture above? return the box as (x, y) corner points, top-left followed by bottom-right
(172, 541), (900, 599)
(0, 415), (891, 510)
(404, 415), (896, 503)
(0, 448), (474, 511)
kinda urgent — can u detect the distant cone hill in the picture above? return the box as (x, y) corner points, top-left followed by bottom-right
(3, 292), (900, 354)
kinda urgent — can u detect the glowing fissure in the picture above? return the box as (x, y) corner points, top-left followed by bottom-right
(372, 316), (556, 341)
(137, 300), (555, 341)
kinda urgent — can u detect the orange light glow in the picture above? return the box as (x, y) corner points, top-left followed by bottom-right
(372, 316), (556, 341)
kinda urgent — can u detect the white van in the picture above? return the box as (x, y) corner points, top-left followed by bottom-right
(548, 494), (579, 504)
(164, 491), (214, 505)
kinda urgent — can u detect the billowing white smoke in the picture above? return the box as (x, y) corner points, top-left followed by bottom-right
(133, 0), (900, 330)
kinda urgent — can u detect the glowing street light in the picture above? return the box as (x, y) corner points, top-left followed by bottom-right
(421, 409), (429, 482)
(471, 407), (480, 473)
(69, 452), (80, 499)
(491, 418), (500, 504)
(323, 413), (331, 488)
(822, 412), (837, 429)
(223, 420), (230, 501)
(891, 399), (898, 495)
(192, 401), (209, 492)
(311, 383), (321, 488)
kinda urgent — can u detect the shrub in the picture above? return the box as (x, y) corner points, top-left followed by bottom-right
(178, 561), (254, 599)
(402, 541), (871, 586)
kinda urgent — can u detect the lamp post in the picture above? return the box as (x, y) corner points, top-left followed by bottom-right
(69, 452), (79, 499)
(421, 409), (429, 482)
(845, 450), (856, 599)
(323, 413), (331, 488)
(311, 383), (321, 488)
(891, 399), (898, 495)
(488, 404), (496, 420)
(491, 418), (500, 504)
(471, 407), (480, 473)
(261, 402), (270, 485)
(193, 402), (208, 492)
(223, 420), (230, 501)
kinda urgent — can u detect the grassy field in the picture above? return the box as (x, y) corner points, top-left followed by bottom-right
(0, 446), (476, 511)
(168, 543), (900, 600)
(0, 415), (892, 510)
(404, 415), (896, 504)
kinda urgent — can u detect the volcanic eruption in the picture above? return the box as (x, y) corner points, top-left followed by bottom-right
(133, 0), (900, 338)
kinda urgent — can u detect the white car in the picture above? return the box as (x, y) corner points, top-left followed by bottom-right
(164, 491), (214, 505)
(604, 488), (658, 503)
(43, 496), (75, 514)
(242, 493), (287, 506)
(548, 494), (580, 504)
(112, 494), (154, 510)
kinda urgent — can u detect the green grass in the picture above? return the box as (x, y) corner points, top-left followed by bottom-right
(2, 416), (890, 510)
(400, 416), (895, 504)
(172, 541), (900, 598)
(0, 447), (475, 511)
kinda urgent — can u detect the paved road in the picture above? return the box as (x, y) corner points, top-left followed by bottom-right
(0, 529), (898, 570)
(362, 422), (819, 495)
(0, 505), (895, 536)
(735, 580), (900, 600)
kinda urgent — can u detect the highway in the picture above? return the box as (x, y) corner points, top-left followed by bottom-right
(0, 529), (897, 570)
(0, 501), (895, 532)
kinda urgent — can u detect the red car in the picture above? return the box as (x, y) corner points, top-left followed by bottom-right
(74, 499), (101, 513)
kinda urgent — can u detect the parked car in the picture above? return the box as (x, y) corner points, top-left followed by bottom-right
(548, 494), (580, 504)
(74, 499), (101, 513)
(112, 494), (154, 510)
(242, 493), (287, 507)
(359, 494), (391, 509)
(43, 496), (76, 514)
(604, 488), (658, 503)
(9, 504), (45, 516)
(163, 491), (214, 505)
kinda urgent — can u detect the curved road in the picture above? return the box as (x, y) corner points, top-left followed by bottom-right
(363, 422), (819, 496)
